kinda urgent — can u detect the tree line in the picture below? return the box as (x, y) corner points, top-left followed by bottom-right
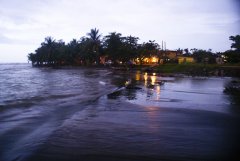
(28, 28), (240, 66)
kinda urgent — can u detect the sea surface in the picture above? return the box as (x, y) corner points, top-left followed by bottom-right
(0, 63), (239, 161)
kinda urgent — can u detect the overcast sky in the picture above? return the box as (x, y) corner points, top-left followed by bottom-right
(0, 0), (239, 63)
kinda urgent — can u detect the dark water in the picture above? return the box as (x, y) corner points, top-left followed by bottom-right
(0, 64), (239, 161)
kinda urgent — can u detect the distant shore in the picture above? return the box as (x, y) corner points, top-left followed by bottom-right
(30, 62), (240, 77)
(97, 64), (240, 78)
(140, 64), (240, 77)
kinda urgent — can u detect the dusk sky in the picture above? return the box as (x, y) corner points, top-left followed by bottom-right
(0, 0), (239, 63)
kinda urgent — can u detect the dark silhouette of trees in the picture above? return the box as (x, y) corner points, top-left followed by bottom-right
(136, 40), (159, 65)
(191, 49), (216, 64)
(222, 35), (240, 64)
(224, 50), (240, 63)
(103, 32), (124, 64)
(28, 29), (160, 67)
(230, 35), (240, 51)
(28, 29), (239, 66)
(54, 40), (67, 65)
(66, 39), (80, 65)
(122, 35), (139, 63)
(103, 33), (139, 64)
(86, 28), (102, 65)
(28, 29), (103, 66)
(42, 37), (56, 65)
(183, 48), (190, 55)
(28, 53), (37, 65)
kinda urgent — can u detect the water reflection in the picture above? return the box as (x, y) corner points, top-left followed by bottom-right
(108, 71), (162, 101)
(107, 71), (233, 114)
(224, 80), (240, 113)
(150, 75), (156, 85)
(146, 89), (154, 98)
(144, 72), (148, 86)
(156, 85), (161, 100)
(135, 71), (141, 81)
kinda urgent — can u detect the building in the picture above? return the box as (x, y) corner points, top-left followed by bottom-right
(216, 55), (226, 64)
(163, 50), (182, 60)
(134, 50), (183, 65)
(134, 56), (159, 65)
(178, 56), (195, 64)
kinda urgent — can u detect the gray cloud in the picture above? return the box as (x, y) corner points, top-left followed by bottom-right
(0, 34), (12, 44)
(0, 0), (239, 62)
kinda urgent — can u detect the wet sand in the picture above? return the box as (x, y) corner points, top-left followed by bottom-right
(27, 99), (240, 161)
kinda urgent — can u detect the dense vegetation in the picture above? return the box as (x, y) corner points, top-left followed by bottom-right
(28, 28), (159, 66)
(28, 29), (240, 66)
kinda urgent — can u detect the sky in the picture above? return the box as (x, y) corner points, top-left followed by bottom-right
(0, 0), (239, 63)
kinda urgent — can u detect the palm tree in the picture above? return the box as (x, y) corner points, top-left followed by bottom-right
(125, 35), (139, 48)
(229, 35), (240, 51)
(28, 53), (36, 66)
(87, 28), (101, 42)
(123, 35), (139, 62)
(41, 37), (56, 65)
(86, 28), (102, 64)
(67, 39), (79, 64)
(104, 32), (123, 62)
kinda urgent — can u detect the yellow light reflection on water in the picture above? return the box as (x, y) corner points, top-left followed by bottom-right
(156, 85), (161, 100)
(135, 71), (141, 81)
(150, 75), (156, 85)
(144, 72), (148, 86)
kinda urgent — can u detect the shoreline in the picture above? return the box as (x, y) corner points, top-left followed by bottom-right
(26, 99), (240, 161)
(25, 62), (240, 77)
